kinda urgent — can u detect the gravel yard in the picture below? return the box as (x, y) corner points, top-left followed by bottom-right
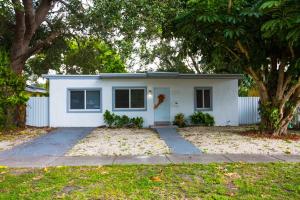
(67, 128), (170, 156)
(178, 126), (300, 155)
(0, 127), (51, 151)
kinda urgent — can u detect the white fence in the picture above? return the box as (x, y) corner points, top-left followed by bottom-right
(238, 97), (260, 125)
(26, 97), (49, 127)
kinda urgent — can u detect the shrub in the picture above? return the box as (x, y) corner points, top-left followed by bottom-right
(103, 110), (115, 127)
(130, 117), (144, 128)
(173, 113), (187, 127)
(115, 115), (130, 128)
(103, 110), (144, 128)
(190, 111), (215, 126)
(0, 60), (29, 129)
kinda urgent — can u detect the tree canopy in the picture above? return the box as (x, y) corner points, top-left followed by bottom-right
(25, 38), (126, 75)
(166, 0), (300, 134)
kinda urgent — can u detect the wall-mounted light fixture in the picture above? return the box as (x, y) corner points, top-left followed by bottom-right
(148, 89), (152, 97)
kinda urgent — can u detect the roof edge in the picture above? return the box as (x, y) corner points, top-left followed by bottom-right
(42, 73), (243, 80)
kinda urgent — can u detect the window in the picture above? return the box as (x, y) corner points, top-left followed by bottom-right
(68, 89), (101, 112)
(113, 87), (146, 110)
(194, 87), (212, 110)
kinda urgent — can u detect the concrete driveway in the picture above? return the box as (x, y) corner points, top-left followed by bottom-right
(0, 127), (93, 166)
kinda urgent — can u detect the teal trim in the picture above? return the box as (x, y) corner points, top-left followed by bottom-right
(154, 87), (171, 123)
(112, 86), (147, 111)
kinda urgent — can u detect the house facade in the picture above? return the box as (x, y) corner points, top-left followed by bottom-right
(44, 72), (242, 127)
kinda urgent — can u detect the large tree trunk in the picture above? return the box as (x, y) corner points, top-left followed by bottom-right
(246, 65), (300, 136)
(8, 0), (57, 127)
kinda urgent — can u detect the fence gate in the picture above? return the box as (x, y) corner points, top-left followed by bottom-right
(238, 97), (260, 125)
(26, 97), (49, 127)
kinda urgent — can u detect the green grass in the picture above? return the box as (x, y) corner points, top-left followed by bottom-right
(0, 163), (299, 199)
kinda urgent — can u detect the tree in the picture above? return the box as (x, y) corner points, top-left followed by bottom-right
(0, 51), (28, 128)
(0, 0), (85, 74)
(167, 0), (300, 135)
(88, 0), (201, 72)
(26, 38), (126, 76)
(63, 38), (126, 73)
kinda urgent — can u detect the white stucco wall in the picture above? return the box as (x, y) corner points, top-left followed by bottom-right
(49, 77), (238, 127)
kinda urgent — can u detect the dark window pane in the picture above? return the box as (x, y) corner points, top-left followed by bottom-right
(70, 91), (84, 109)
(196, 90), (203, 108)
(115, 89), (129, 108)
(86, 91), (100, 109)
(131, 89), (145, 108)
(204, 89), (211, 108)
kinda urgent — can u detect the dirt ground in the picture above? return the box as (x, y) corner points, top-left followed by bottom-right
(0, 127), (52, 151)
(67, 128), (170, 156)
(178, 126), (300, 155)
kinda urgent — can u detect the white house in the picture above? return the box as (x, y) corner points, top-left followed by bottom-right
(43, 72), (242, 127)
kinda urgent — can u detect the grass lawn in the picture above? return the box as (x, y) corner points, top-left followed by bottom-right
(0, 163), (299, 199)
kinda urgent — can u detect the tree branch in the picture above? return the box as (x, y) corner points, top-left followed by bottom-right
(282, 77), (300, 104)
(245, 67), (269, 102)
(24, 30), (61, 60)
(189, 53), (201, 73)
(236, 40), (250, 61)
(35, 0), (53, 27)
(22, 0), (36, 43)
(282, 75), (292, 93)
(11, 0), (25, 42)
(276, 62), (285, 100)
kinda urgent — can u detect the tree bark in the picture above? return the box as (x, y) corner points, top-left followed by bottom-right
(245, 65), (300, 135)
(10, 0), (55, 74)
(9, 0), (56, 128)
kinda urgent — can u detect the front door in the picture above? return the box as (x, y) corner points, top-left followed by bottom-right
(154, 87), (170, 124)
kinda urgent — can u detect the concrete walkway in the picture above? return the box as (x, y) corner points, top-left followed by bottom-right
(0, 127), (93, 160)
(0, 154), (299, 168)
(154, 127), (201, 154)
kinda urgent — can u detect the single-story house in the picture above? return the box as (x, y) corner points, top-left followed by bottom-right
(43, 72), (242, 127)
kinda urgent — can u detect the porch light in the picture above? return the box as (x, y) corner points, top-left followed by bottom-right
(148, 89), (152, 97)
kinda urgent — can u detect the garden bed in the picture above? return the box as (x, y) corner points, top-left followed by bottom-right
(67, 128), (170, 156)
(178, 126), (300, 155)
(0, 127), (52, 151)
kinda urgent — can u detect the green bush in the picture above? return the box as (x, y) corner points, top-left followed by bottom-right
(103, 110), (115, 127)
(173, 113), (187, 127)
(114, 115), (130, 128)
(103, 110), (144, 128)
(130, 117), (144, 128)
(0, 58), (29, 129)
(190, 111), (215, 126)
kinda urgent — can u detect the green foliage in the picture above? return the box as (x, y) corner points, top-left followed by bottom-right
(173, 113), (187, 128)
(239, 75), (257, 96)
(103, 110), (115, 127)
(258, 102), (281, 131)
(167, 0), (300, 133)
(130, 117), (144, 129)
(190, 112), (215, 126)
(64, 38), (126, 74)
(103, 110), (144, 128)
(114, 115), (130, 128)
(26, 38), (126, 75)
(0, 63), (29, 129)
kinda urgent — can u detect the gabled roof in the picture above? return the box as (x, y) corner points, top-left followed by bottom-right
(43, 72), (243, 79)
